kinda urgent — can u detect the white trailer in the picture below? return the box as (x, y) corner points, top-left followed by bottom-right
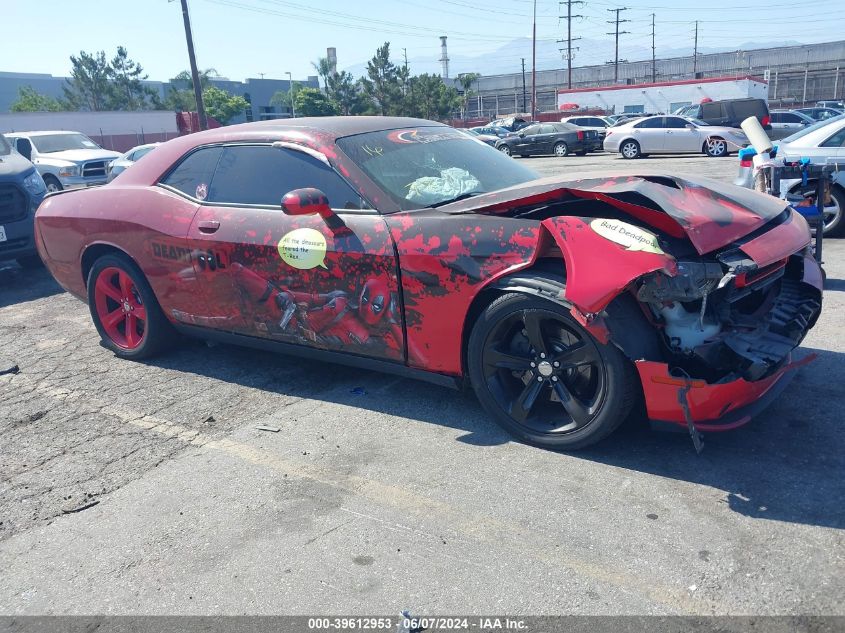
(557, 76), (769, 115)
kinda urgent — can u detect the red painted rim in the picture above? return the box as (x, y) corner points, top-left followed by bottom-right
(93, 267), (147, 350)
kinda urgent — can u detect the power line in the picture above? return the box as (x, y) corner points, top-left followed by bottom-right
(606, 7), (630, 83)
(558, 0), (584, 89)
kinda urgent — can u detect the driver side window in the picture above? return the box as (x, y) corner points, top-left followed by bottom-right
(206, 145), (364, 209)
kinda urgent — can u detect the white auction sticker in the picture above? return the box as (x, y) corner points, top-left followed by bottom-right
(589, 219), (665, 255)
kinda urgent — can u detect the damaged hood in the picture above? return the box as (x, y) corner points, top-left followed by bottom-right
(440, 172), (790, 254)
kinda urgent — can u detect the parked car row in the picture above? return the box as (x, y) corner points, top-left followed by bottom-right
(0, 131), (162, 267)
(496, 122), (601, 157)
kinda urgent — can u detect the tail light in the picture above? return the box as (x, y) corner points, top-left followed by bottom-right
(740, 159), (753, 168)
(761, 115), (771, 127)
(577, 130), (584, 141)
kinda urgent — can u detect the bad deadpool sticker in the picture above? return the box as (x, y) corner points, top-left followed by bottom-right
(589, 219), (665, 255)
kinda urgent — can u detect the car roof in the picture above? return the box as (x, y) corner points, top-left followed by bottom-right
(186, 116), (445, 145)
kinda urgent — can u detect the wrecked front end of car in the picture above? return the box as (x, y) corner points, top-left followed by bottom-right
(450, 174), (824, 444)
(632, 226), (821, 436)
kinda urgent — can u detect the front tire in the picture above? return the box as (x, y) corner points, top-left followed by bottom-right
(619, 140), (641, 159)
(704, 137), (728, 157)
(43, 175), (63, 193)
(498, 145), (512, 156)
(467, 292), (637, 450)
(86, 253), (175, 359)
(553, 142), (569, 157)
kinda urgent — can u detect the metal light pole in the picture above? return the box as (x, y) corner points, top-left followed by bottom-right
(286, 71), (296, 118)
(179, 0), (207, 131)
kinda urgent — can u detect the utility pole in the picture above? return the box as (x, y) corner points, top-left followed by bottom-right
(179, 0), (207, 131)
(531, 0), (537, 118)
(521, 58), (527, 112)
(557, 0), (583, 89)
(402, 48), (409, 98)
(651, 13), (656, 83)
(693, 20), (699, 76)
(606, 8), (630, 84)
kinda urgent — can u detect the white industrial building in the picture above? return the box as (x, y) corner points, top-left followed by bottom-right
(556, 76), (769, 115)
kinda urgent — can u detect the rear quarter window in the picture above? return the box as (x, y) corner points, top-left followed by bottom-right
(731, 100), (768, 120)
(161, 146), (224, 199)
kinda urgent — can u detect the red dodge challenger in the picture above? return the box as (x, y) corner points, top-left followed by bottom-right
(34, 117), (823, 450)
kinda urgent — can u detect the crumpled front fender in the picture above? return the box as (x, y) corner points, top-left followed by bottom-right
(541, 216), (677, 314)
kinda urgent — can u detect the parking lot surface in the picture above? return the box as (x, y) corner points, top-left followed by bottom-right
(1, 153), (843, 615)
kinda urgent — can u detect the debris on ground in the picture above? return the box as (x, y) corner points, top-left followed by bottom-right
(0, 364), (20, 376)
(61, 499), (100, 514)
(256, 425), (280, 433)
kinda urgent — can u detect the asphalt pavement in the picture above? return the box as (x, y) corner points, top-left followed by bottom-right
(0, 152), (843, 616)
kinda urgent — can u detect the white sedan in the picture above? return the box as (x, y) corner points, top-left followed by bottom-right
(603, 115), (748, 159)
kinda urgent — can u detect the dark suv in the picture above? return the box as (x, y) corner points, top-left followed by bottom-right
(676, 98), (771, 130)
(0, 135), (47, 267)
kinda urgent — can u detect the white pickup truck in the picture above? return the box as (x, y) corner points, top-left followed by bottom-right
(3, 131), (120, 192)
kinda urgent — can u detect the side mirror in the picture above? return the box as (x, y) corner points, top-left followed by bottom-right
(281, 187), (351, 236)
(518, 131), (525, 138)
(282, 187), (332, 218)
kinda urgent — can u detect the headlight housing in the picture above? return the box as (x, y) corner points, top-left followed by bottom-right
(23, 170), (46, 195)
(58, 165), (80, 177)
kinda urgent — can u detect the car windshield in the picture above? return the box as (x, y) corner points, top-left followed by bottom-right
(30, 133), (102, 153)
(133, 146), (155, 161)
(336, 127), (539, 210)
(0, 135), (11, 156)
(781, 114), (845, 144)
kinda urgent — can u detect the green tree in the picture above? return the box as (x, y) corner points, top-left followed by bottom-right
(294, 87), (340, 117)
(360, 42), (403, 115)
(406, 74), (460, 120)
(329, 72), (370, 115)
(164, 69), (219, 112)
(313, 57), (335, 97)
(270, 81), (303, 114)
(10, 86), (63, 112)
(109, 46), (159, 110)
(63, 50), (112, 111)
(457, 72), (481, 119)
(202, 86), (249, 124)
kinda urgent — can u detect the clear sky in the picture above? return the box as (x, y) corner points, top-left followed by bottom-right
(3, 0), (842, 82)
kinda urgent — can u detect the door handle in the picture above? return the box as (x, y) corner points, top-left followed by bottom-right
(197, 220), (220, 234)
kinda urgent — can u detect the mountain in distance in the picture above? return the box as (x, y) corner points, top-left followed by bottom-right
(342, 37), (803, 79)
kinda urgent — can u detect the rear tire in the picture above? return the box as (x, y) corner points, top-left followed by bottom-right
(86, 253), (176, 359)
(620, 140), (641, 159)
(553, 142), (569, 157)
(467, 291), (637, 450)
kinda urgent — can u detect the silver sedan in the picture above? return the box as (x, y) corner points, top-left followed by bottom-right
(603, 115), (748, 159)
(106, 143), (161, 182)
